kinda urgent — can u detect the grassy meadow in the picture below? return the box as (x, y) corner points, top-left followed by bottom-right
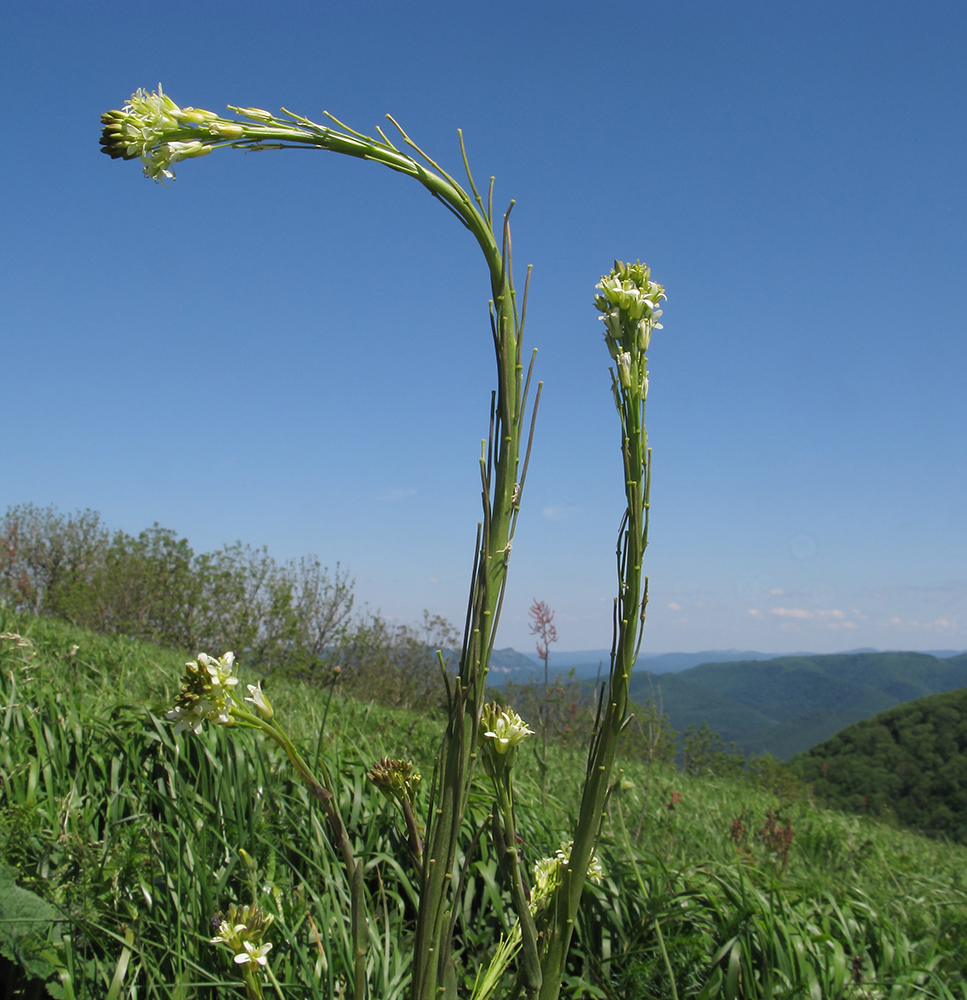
(2, 611), (967, 999)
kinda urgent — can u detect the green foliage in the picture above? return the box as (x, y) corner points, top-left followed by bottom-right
(0, 504), (357, 676)
(0, 865), (69, 999)
(623, 697), (679, 767)
(0, 505), (464, 715)
(333, 610), (458, 709)
(681, 722), (746, 778)
(1, 615), (966, 997)
(791, 685), (967, 844)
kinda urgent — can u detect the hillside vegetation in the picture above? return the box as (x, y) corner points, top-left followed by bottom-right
(632, 651), (967, 759)
(3, 612), (967, 998)
(0, 503), (461, 708)
(791, 685), (967, 845)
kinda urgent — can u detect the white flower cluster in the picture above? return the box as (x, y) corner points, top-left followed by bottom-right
(100, 85), (220, 181)
(594, 260), (665, 396)
(480, 704), (535, 755)
(166, 652), (239, 735)
(530, 841), (603, 912)
(210, 901), (274, 968)
(478, 703), (535, 777)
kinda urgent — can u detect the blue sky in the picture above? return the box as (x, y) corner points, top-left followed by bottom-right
(2, 1), (965, 655)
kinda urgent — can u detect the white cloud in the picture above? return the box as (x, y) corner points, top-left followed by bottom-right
(667, 602), (681, 611)
(886, 616), (958, 632)
(748, 608), (763, 618)
(769, 588), (784, 595)
(542, 505), (581, 522)
(769, 607), (847, 621)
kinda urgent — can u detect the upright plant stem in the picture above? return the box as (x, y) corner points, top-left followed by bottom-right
(413, 209), (531, 1000)
(101, 90), (538, 1000)
(537, 262), (663, 1000)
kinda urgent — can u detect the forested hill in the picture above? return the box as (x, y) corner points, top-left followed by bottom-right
(790, 685), (967, 845)
(629, 651), (967, 760)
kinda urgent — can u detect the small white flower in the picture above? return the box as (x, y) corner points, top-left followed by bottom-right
(164, 140), (213, 163)
(530, 841), (603, 911)
(245, 682), (274, 720)
(234, 940), (273, 966)
(199, 652), (239, 689)
(616, 352), (633, 389)
(210, 921), (236, 946)
(480, 705), (535, 754)
(167, 652), (239, 733)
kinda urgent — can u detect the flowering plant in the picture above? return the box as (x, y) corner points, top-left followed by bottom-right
(101, 85), (661, 1000)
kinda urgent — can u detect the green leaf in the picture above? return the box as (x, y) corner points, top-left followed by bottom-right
(0, 865), (67, 998)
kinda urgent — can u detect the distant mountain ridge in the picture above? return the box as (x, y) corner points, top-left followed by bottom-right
(493, 648), (824, 681)
(632, 651), (967, 760)
(492, 646), (966, 682)
(490, 646), (967, 761)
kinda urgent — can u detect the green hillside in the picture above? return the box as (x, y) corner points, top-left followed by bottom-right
(791, 685), (967, 844)
(3, 611), (967, 998)
(631, 651), (967, 759)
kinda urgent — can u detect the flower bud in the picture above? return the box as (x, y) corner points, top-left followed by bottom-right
(368, 757), (422, 805)
(637, 318), (651, 352)
(245, 682), (274, 720)
(179, 107), (218, 124)
(235, 107), (275, 122)
(209, 121), (245, 139)
(616, 351), (633, 389)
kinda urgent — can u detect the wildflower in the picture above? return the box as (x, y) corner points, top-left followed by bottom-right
(210, 901), (275, 969)
(478, 703), (534, 778)
(530, 842), (603, 912)
(368, 756), (422, 806)
(167, 651), (239, 734)
(616, 351), (633, 389)
(99, 85), (220, 181)
(140, 139), (213, 182)
(594, 260), (665, 323)
(245, 681), (274, 721)
(480, 704), (534, 754)
(594, 260), (665, 374)
(235, 940), (273, 966)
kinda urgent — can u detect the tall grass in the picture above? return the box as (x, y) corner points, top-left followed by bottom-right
(2, 612), (966, 998)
